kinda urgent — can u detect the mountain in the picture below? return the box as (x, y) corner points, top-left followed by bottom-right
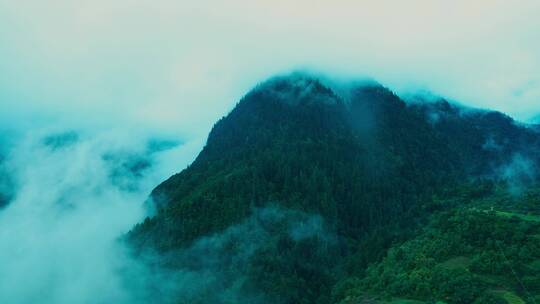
(127, 74), (540, 304)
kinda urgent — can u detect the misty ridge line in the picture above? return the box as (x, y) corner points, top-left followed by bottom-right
(237, 71), (540, 128)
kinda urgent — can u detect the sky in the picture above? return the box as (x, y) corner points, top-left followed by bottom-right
(1, 0), (540, 138)
(0, 1), (539, 303)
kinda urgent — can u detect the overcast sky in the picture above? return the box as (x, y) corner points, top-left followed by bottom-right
(1, 0), (540, 138)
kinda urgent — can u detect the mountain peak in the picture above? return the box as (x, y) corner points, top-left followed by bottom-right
(249, 72), (340, 106)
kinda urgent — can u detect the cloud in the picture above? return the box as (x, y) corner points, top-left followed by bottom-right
(1, 0), (540, 137)
(498, 153), (538, 195)
(0, 128), (201, 303)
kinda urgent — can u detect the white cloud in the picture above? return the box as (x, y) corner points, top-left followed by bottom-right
(0, 127), (202, 303)
(1, 0), (539, 135)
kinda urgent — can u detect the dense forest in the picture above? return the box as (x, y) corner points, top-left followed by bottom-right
(127, 74), (540, 303)
(340, 186), (540, 304)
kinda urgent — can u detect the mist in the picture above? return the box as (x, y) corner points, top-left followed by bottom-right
(0, 127), (202, 303)
(123, 207), (335, 304)
(1, 1), (540, 303)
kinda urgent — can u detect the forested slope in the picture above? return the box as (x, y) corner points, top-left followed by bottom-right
(127, 74), (540, 303)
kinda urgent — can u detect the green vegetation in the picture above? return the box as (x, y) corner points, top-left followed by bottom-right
(127, 75), (540, 303)
(350, 201), (540, 304)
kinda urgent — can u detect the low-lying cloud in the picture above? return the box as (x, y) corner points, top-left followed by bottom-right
(0, 128), (202, 303)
